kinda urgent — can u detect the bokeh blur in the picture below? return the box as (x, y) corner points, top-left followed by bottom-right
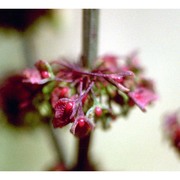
(0, 9), (180, 170)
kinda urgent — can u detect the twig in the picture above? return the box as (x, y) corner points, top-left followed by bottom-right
(81, 9), (99, 69)
(75, 9), (99, 171)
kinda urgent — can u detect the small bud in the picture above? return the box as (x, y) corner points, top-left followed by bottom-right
(65, 102), (74, 112)
(95, 107), (103, 117)
(60, 87), (69, 97)
(41, 71), (50, 79)
(78, 118), (85, 127)
(70, 116), (94, 138)
(51, 87), (69, 108)
(35, 60), (48, 72)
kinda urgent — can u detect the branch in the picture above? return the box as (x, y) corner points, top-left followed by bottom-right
(75, 9), (99, 171)
(81, 9), (99, 69)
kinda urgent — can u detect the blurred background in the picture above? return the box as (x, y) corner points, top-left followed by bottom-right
(0, 9), (180, 171)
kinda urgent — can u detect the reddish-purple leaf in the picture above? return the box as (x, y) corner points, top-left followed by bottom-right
(128, 87), (157, 112)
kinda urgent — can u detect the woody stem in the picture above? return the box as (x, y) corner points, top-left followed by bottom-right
(81, 9), (99, 68)
(75, 9), (99, 171)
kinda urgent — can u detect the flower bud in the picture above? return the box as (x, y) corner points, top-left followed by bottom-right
(51, 87), (69, 108)
(35, 60), (48, 72)
(52, 99), (75, 128)
(40, 71), (50, 79)
(95, 107), (103, 117)
(70, 116), (94, 138)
